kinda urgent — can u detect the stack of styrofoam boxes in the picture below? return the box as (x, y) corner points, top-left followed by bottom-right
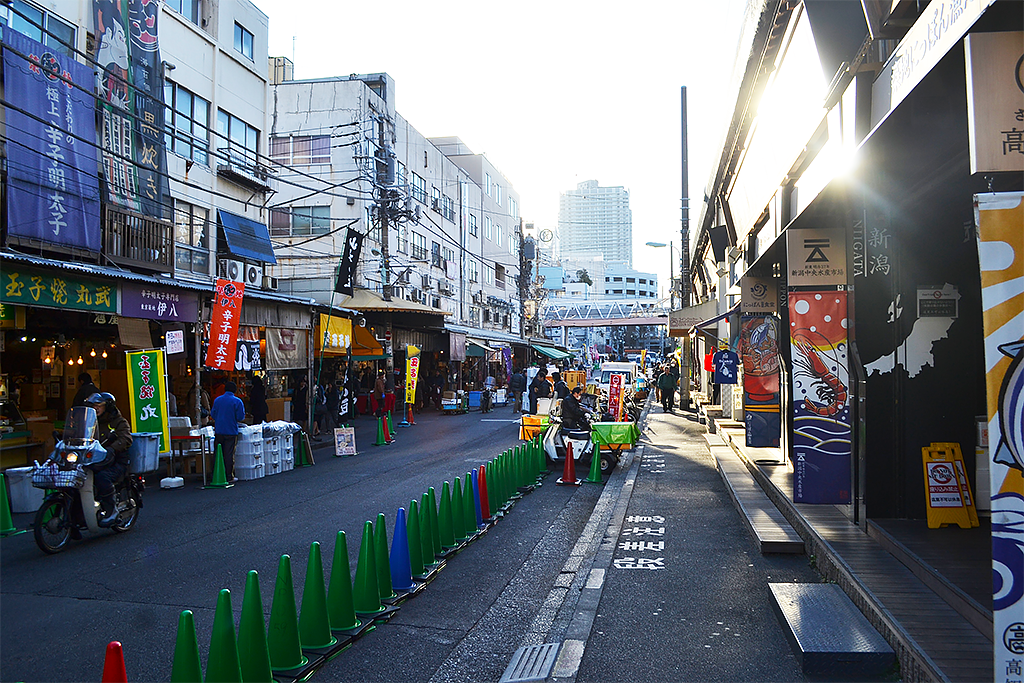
(234, 425), (264, 481)
(281, 432), (295, 472)
(263, 434), (281, 476)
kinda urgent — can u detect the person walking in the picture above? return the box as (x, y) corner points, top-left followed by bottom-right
(71, 372), (99, 408)
(657, 366), (678, 413)
(324, 380), (340, 435)
(293, 376), (309, 431)
(509, 369), (527, 413)
(249, 375), (269, 424)
(210, 381), (246, 482)
(552, 372), (570, 400)
(373, 371), (387, 417)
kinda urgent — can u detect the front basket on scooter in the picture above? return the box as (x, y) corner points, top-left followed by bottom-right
(31, 461), (86, 489)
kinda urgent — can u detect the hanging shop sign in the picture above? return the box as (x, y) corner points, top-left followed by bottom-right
(449, 332), (467, 362)
(974, 191), (1024, 682)
(712, 349), (739, 385)
(503, 347), (513, 385)
(405, 345), (421, 405)
(0, 303), (26, 329)
(266, 328), (308, 370)
(1, 266), (116, 313)
(740, 276), (778, 314)
(165, 330), (185, 356)
(235, 340), (262, 371)
(121, 283), (198, 322)
(789, 291), (851, 505)
(965, 31), (1024, 174)
(318, 314), (352, 354)
(125, 349), (170, 453)
(3, 31), (101, 251)
(205, 279), (244, 370)
(334, 228), (364, 296)
(669, 300), (717, 337)
(786, 228), (846, 289)
(740, 315), (781, 448)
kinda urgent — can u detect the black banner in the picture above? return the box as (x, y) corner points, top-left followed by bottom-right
(128, 0), (167, 218)
(335, 228), (364, 295)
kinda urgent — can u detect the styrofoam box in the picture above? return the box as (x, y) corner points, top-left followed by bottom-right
(264, 436), (280, 458)
(235, 439), (263, 456)
(235, 452), (263, 470)
(5, 467), (43, 513)
(236, 463), (264, 481)
(265, 459), (281, 476)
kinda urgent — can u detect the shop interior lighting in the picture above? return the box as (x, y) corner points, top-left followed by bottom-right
(77, 356), (84, 365)
(102, 350), (108, 359)
(90, 348), (96, 357)
(43, 357), (51, 364)
(20, 336), (27, 342)
(67, 358), (74, 366)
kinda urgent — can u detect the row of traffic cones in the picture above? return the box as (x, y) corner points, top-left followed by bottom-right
(373, 411), (398, 447)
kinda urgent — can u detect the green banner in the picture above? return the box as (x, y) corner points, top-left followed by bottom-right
(2, 266), (117, 313)
(125, 349), (170, 453)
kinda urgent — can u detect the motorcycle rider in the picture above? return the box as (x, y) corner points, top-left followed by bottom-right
(560, 384), (594, 432)
(83, 392), (133, 527)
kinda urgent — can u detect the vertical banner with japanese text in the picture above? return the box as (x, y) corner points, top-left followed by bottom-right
(789, 292), (851, 504)
(975, 192), (1024, 682)
(3, 31), (101, 250)
(334, 228), (364, 295)
(740, 315), (781, 448)
(127, 0), (168, 216)
(608, 373), (625, 421)
(503, 347), (513, 385)
(405, 345), (421, 404)
(125, 349), (169, 453)
(205, 279), (245, 370)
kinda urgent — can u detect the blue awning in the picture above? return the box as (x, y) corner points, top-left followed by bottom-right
(218, 210), (277, 264)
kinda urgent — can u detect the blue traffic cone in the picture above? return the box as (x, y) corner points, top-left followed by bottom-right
(390, 507), (415, 591)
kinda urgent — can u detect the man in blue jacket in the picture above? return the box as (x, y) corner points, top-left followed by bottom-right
(211, 381), (246, 482)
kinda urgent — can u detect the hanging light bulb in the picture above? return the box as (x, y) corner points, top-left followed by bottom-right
(90, 348), (96, 357)
(44, 357), (51, 364)
(102, 349), (108, 358)
(77, 356), (84, 365)
(67, 357), (74, 366)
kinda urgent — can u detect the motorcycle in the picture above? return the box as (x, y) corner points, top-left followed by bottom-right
(542, 411), (618, 475)
(31, 407), (144, 554)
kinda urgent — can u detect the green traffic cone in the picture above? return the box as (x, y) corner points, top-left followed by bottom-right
(585, 448), (603, 484)
(438, 481), (456, 549)
(327, 531), (362, 631)
(237, 571), (274, 683)
(268, 555), (308, 673)
(373, 417), (387, 446)
(299, 542), (337, 650)
(374, 513), (396, 600)
(486, 461), (497, 518)
(451, 477), (468, 543)
(170, 610), (203, 683)
(206, 589), (243, 683)
(207, 446), (231, 489)
(419, 492), (436, 568)
(407, 499), (425, 578)
(353, 521), (385, 615)
(388, 410), (398, 439)
(0, 473), (24, 537)
(463, 474), (476, 537)
(427, 487), (442, 557)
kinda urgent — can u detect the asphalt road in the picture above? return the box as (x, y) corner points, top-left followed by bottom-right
(1, 407), (589, 683)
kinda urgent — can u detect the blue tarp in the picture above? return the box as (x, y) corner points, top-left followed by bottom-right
(218, 210), (277, 264)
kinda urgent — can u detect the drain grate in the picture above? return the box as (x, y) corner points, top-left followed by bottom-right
(499, 642), (560, 683)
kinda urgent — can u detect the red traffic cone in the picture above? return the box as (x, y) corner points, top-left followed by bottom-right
(556, 441), (581, 486)
(101, 641), (127, 683)
(382, 413), (394, 444)
(408, 403), (416, 425)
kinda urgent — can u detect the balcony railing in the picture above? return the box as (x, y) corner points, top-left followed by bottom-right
(102, 204), (174, 274)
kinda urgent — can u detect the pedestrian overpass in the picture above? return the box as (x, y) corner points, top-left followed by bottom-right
(541, 299), (669, 328)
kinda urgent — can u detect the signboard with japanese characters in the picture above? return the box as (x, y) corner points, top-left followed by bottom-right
(165, 330), (185, 355)
(786, 228), (846, 288)
(740, 276), (778, 314)
(318, 314), (351, 354)
(2, 266), (116, 313)
(205, 279), (245, 370)
(125, 349), (170, 453)
(121, 283), (198, 322)
(334, 426), (357, 457)
(405, 345), (421, 405)
(964, 31), (1024, 174)
(608, 373), (625, 421)
(3, 31), (101, 251)
(917, 285), (960, 318)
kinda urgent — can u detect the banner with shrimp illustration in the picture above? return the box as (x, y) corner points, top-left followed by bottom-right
(789, 291), (851, 504)
(975, 192), (1024, 681)
(740, 315), (781, 447)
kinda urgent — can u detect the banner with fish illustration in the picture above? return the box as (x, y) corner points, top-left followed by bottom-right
(789, 291), (851, 504)
(740, 315), (781, 448)
(975, 191), (1024, 682)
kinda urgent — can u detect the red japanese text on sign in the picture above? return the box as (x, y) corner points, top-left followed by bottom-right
(205, 278), (245, 370)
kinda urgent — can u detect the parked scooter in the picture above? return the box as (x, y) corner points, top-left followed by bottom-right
(31, 407), (144, 554)
(542, 412), (617, 475)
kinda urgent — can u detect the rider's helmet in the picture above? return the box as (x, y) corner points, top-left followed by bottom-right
(84, 392), (120, 417)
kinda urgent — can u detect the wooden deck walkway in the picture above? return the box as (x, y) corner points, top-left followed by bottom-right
(709, 421), (992, 683)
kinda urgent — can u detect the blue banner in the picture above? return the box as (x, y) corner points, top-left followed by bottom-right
(3, 30), (101, 250)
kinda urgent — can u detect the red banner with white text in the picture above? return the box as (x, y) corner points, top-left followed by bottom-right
(205, 279), (245, 370)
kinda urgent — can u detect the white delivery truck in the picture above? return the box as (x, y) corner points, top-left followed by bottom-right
(598, 361), (640, 396)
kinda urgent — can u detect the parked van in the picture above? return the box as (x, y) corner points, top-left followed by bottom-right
(598, 361), (640, 395)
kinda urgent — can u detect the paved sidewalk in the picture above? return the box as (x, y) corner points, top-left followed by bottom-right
(547, 406), (822, 682)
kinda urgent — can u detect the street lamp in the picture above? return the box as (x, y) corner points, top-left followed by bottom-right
(645, 241), (674, 310)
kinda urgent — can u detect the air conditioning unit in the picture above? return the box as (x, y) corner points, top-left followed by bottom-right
(396, 270), (410, 284)
(431, 198), (441, 212)
(243, 263), (263, 288)
(438, 280), (453, 295)
(422, 274), (432, 289)
(218, 259), (245, 282)
(472, 291), (484, 304)
(262, 275), (279, 291)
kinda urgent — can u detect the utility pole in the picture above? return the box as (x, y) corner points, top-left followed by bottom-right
(519, 219), (529, 340)
(376, 118), (391, 301)
(680, 85), (691, 410)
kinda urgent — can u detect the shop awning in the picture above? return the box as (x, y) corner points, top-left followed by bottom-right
(691, 302), (740, 330)
(532, 344), (571, 360)
(352, 325), (388, 359)
(337, 289), (450, 315)
(466, 338), (495, 357)
(218, 210), (277, 264)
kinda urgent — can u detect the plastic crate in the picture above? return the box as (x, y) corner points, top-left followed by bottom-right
(265, 458), (281, 476)
(127, 433), (161, 473)
(235, 439), (263, 456)
(235, 451), (263, 470)
(280, 455), (294, 472)
(468, 391), (481, 408)
(264, 436), (280, 459)
(5, 467), (43, 513)
(236, 462), (264, 481)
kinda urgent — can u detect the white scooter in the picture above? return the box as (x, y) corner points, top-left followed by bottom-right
(542, 412), (617, 475)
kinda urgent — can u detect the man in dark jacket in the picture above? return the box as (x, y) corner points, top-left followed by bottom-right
(560, 384), (593, 431)
(509, 370), (527, 413)
(72, 372), (99, 408)
(529, 371), (552, 414)
(83, 392), (133, 527)
(552, 372), (570, 400)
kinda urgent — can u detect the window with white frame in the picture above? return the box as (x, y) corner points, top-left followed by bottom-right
(496, 225), (502, 249)
(508, 196), (518, 220)
(4, 2), (76, 57)
(484, 264), (494, 285)
(411, 232), (427, 261)
(431, 187), (441, 211)
(494, 184), (502, 207)
(164, 81), (209, 165)
(411, 173), (426, 204)
(443, 195), (455, 222)
(395, 160), (406, 187)
(484, 216), (492, 240)
(270, 135), (330, 165)
(165, 0), (201, 26)
(442, 246), (455, 264)
(233, 22), (253, 61)
(468, 258), (478, 283)
(173, 200), (210, 275)
(495, 264), (506, 290)
(269, 206), (330, 236)
(485, 173), (492, 196)
(469, 214), (478, 237)
(216, 110), (258, 167)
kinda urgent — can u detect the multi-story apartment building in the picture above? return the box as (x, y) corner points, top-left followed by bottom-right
(557, 179), (632, 266)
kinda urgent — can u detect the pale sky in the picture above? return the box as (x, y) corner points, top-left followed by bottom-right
(254, 0), (749, 297)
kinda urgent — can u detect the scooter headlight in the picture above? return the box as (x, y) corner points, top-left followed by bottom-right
(65, 452), (78, 463)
